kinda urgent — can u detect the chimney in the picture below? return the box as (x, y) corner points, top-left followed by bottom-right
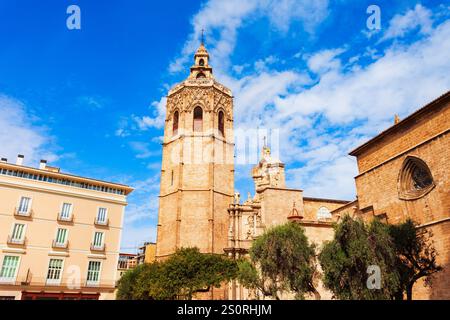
(1, 158), (7, 163)
(16, 154), (24, 166)
(39, 159), (47, 170)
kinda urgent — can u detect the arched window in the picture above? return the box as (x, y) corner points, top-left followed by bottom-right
(193, 106), (203, 132)
(399, 156), (434, 200)
(317, 207), (331, 220)
(218, 111), (225, 136)
(196, 72), (206, 79)
(172, 111), (179, 136)
(199, 58), (205, 66)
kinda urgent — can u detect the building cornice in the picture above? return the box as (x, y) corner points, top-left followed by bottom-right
(354, 129), (449, 178)
(303, 196), (351, 204)
(0, 162), (133, 195)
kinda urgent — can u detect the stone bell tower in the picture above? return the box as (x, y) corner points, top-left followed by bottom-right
(155, 41), (235, 259)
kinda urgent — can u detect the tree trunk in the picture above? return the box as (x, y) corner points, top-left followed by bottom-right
(312, 287), (321, 300)
(394, 290), (404, 300)
(406, 283), (414, 300)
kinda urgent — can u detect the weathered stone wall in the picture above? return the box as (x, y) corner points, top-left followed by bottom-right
(353, 95), (450, 299)
(156, 78), (235, 260)
(259, 188), (304, 228)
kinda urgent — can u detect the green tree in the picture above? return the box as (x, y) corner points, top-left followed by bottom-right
(319, 215), (399, 299)
(163, 247), (238, 299)
(116, 247), (238, 300)
(240, 222), (319, 300)
(116, 263), (145, 300)
(389, 219), (443, 300)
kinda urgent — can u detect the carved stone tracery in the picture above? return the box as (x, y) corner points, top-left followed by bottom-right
(167, 85), (232, 120)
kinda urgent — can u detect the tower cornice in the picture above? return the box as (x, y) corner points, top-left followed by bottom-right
(168, 79), (232, 97)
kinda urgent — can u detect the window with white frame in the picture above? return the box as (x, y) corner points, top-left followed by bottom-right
(46, 259), (63, 284)
(93, 232), (104, 248)
(18, 197), (31, 214)
(0, 256), (20, 282)
(86, 261), (101, 285)
(11, 224), (25, 242)
(55, 228), (68, 245)
(60, 203), (73, 220)
(317, 206), (332, 220)
(96, 208), (107, 224)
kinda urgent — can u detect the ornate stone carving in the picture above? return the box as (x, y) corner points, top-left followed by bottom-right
(228, 224), (233, 239)
(167, 91), (184, 117)
(255, 214), (262, 227)
(214, 92), (232, 118)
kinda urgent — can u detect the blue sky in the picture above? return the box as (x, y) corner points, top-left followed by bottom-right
(1, 1), (449, 252)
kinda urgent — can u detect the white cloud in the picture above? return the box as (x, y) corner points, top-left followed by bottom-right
(306, 48), (345, 74)
(0, 94), (58, 165)
(169, 0), (329, 74)
(287, 156), (357, 200)
(120, 224), (157, 253)
(120, 175), (160, 252)
(254, 55), (279, 72)
(128, 141), (160, 159)
(122, 175), (160, 224)
(77, 95), (106, 109)
(277, 19), (450, 126)
(133, 97), (166, 130)
(381, 4), (434, 42)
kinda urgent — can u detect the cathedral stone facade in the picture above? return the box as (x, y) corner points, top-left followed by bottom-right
(155, 43), (234, 261)
(155, 42), (450, 299)
(336, 91), (450, 299)
(225, 145), (349, 299)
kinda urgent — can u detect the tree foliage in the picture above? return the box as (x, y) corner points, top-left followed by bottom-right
(319, 215), (400, 299)
(116, 263), (148, 300)
(239, 222), (319, 299)
(116, 247), (238, 300)
(388, 219), (442, 300)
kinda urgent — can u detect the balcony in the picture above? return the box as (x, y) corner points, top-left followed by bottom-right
(7, 235), (26, 246)
(14, 207), (33, 218)
(94, 217), (109, 227)
(57, 212), (73, 223)
(52, 239), (69, 249)
(86, 280), (100, 287)
(90, 243), (105, 252)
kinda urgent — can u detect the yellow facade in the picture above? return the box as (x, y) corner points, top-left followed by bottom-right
(0, 156), (133, 300)
(143, 243), (156, 263)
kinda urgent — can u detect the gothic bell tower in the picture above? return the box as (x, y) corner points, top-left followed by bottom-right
(155, 41), (235, 259)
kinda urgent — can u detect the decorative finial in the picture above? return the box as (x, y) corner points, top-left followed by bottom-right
(394, 114), (400, 124)
(201, 28), (205, 45)
(287, 200), (303, 222)
(262, 136), (271, 156)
